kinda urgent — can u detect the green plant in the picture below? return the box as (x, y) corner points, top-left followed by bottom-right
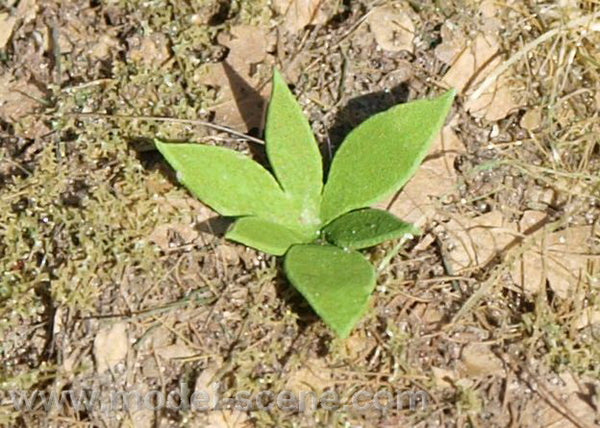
(155, 69), (455, 337)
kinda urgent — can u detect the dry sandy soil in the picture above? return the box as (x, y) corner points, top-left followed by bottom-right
(1, 0), (599, 426)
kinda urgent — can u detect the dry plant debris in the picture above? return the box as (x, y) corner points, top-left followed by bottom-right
(272, 0), (335, 34)
(198, 25), (271, 131)
(368, 4), (416, 52)
(0, 0), (599, 427)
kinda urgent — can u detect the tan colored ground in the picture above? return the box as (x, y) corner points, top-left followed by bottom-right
(1, 0), (599, 426)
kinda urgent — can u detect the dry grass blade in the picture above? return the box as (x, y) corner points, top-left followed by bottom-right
(471, 11), (600, 100)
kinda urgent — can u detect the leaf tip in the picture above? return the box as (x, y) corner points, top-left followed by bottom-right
(153, 138), (171, 158)
(271, 67), (285, 85)
(442, 87), (457, 103)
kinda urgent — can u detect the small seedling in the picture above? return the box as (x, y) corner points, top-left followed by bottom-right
(156, 69), (455, 338)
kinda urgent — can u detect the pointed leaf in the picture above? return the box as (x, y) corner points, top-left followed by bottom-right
(226, 217), (311, 256)
(265, 69), (322, 228)
(320, 89), (456, 223)
(284, 244), (376, 338)
(155, 140), (294, 225)
(323, 208), (420, 250)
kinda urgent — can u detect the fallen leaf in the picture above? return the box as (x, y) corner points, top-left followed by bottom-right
(574, 309), (600, 329)
(160, 194), (213, 218)
(0, 13), (17, 50)
(0, 0), (38, 50)
(420, 304), (445, 326)
(192, 359), (249, 425)
(445, 211), (517, 273)
(217, 26), (268, 75)
(149, 222), (199, 251)
(442, 34), (499, 93)
(88, 34), (120, 60)
(93, 322), (129, 373)
(511, 210), (549, 295)
(368, 5), (416, 52)
(216, 244), (240, 265)
(465, 74), (516, 121)
(431, 366), (457, 389)
(442, 34), (519, 121)
(520, 107), (543, 131)
(512, 224), (599, 298)
(128, 384), (155, 428)
(382, 124), (463, 225)
(15, 0), (37, 25)
(197, 25), (269, 131)
(521, 372), (598, 428)
(156, 342), (197, 361)
(344, 333), (377, 361)
(0, 74), (46, 122)
(272, 0), (334, 34)
(518, 209), (548, 232)
(194, 359), (222, 397)
(206, 411), (250, 428)
(128, 33), (170, 66)
(434, 22), (466, 65)
(286, 358), (335, 395)
(460, 343), (505, 377)
(479, 0), (503, 34)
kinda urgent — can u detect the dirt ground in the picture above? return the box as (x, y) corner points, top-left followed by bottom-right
(1, 0), (599, 426)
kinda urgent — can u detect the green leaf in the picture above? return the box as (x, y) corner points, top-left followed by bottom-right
(323, 208), (420, 250)
(320, 89), (456, 223)
(265, 69), (323, 229)
(284, 244), (376, 338)
(155, 140), (295, 225)
(226, 217), (310, 256)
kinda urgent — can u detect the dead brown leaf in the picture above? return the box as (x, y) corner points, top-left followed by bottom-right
(479, 0), (503, 34)
(197, 25), (269, 131)
(0, 73), (50, 138)
(442, 34), (519, 121)
(206, 411), (250, 428)
(460, 343), (505, 377)
(521, 372), (598, 428)
(574, 309), (600, 329)
(149, 222), (199, 252)
(156, 341), (197, 361)
(441, 34), (499, 93)
(445, 211), (517, 273)
(128, 33), (170, 66)
(285, 358), (335, 395)
(93, 321), (129, 373)
(0, 13), (17, 50)
(367, 4), (416, 52)
(88, 34), (119, 60)
(0, 0), (38, 49)
(431, 366), (457, 389)
(512, 223), (599, 298)
(272, 0), (335, 34)
(520, 107), (543, 131)
(465, 74), (516, 121)
(0, 74), (46, 122)
(128, 383), (155, 428)
(434, 22), (466, 65)
(15, 0), (38, 25)
(192, 359), (250, 426)
(344, 332), (377, 361)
